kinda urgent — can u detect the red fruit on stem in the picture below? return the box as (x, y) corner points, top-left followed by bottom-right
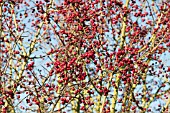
(167, 67), (170, 72)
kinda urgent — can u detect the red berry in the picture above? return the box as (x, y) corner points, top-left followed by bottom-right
(0, 100), (4, 105)
(167, 67), (170, 72)
(47, 97), (52, 101)
(131, 106), (136, 110)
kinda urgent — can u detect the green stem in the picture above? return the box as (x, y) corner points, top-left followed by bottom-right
(161, 98), (170, 113)
(110, 0), (130, 112)
(100, 72), (113, 113)
(121, 84), (129, 112)
(76, 96), (80, 113)
(120, 0), (130, 49)
(110, 73), (121, 113)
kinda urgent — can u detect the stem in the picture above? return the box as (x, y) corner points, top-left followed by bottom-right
(100, 72), (113, 113)
(120, 0), (130, 49)
(110, 0), (130, 112)
(76, 96), (80, 113)
(140, 59), (151, 111)
(161, 98), (170, 113)
(110, 73), (121, 113)
(57, 78), (61, 111)
(96, 95), (101, 112)
(121, 84), (129, 112)
(127, 85), (136, 111)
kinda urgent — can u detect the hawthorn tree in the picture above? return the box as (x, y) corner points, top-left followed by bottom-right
(0, 0), (170, 113)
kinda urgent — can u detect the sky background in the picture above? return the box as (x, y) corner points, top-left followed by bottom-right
(7, 0), (170, 112)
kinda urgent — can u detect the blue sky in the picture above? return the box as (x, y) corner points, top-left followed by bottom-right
(7, 0), (170, 112)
